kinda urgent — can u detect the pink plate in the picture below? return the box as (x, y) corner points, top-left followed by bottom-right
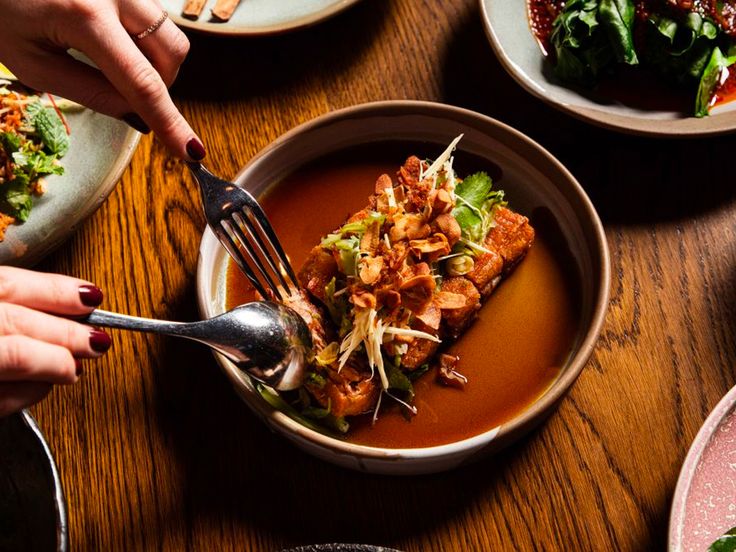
(670, 386), (736, 551)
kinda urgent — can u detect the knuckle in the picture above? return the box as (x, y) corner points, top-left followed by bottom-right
(66, 323), (83, 351)
(58, 353), (77, 383)
(0, 304), (19, 336)
(170, 32), (190, 64)
(130, 63), (166, 104)
(66, 0), (99, 21)
(0, 267), (17, 302)
(1, 336), (29, 375)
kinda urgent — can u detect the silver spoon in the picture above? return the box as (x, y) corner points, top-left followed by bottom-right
(83, 302), (312, 391)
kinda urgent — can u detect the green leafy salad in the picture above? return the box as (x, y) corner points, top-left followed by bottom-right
(0, 80), (71, 237)
(537, 0), (736, 116)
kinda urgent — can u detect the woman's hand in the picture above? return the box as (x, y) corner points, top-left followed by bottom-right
(0, 267), (111, 417)
(0, 0), (206, 161)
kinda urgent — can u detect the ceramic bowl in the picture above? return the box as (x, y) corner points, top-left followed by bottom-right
(480, 0), (736, 136)
(196, 100), (610, 475)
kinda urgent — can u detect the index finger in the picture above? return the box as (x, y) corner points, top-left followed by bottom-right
(78, 15), (204, 161)
(0, 267), (103, 316)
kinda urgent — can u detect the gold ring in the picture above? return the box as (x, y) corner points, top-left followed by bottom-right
(133, 11), (168, 40)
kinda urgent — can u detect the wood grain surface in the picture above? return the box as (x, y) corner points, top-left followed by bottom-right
(28, 0), (736, 550)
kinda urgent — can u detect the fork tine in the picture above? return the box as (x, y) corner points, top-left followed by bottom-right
(214, 226), (270, 300)
(242, 192), (300, 290)
(222, 218), (284, 301)
(231, 210), (293, 294)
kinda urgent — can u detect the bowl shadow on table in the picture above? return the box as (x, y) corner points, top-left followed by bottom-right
(151, 323), (539, 546)
(438, 3), (736, 227)
(170, 0), (391, 102)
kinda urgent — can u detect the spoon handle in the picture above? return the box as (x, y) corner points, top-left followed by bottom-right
(84, 310), (198, 339)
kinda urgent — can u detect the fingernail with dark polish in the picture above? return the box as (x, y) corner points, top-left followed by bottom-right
(122, 113), (151, 134)
(186, 138), (206, 161)
(75, 360), (83, 377)
(90, 330), (112, 353)
(79, 285), (103, 307)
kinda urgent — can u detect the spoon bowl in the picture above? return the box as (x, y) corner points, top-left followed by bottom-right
(84, 301), (312, 391)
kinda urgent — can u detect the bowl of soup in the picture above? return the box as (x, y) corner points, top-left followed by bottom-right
(196, 100), (610, 475)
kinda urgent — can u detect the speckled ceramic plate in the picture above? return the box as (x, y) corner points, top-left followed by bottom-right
(162, 0), (362, 36)
(669, 386), (736, 551)
(0, 411), (67, 552)
(480, 0), (736, 136)
(0, 101), (139, 267)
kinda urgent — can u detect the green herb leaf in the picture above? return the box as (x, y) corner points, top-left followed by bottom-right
(0, 132), (21, 155)
(550, 0), (616, 85)
(2, 174), (32, 222)
(452, 172), (493, 229)
(386, 364), (415, 401)
(452, 172), (505, 245)
(255, 383), (349, 436)
(25, 101), (69, 156)
(643, 13), (720, 87)
(598, 0), (638, 65)
(708, 527), (736, 552)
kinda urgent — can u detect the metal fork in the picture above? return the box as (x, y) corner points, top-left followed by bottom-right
(187, 162), (300, 301)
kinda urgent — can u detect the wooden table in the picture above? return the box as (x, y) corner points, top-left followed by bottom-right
(30, 0), (736, 550)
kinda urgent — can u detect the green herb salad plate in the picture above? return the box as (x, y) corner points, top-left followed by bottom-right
(480, 0), (736, 136)
(0, 99), (139, 267)
(162, 0), (362, 36)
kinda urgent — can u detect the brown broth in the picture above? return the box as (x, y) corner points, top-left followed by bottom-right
(225, 148), (580, 449)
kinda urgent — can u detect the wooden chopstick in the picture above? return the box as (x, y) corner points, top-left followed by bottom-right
(211, 0), (241, 21)
(182, 0), (207, 19)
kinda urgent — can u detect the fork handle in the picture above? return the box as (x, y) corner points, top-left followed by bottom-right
(84, 310), (199, 339)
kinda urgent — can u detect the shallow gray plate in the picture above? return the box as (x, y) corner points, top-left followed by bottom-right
(480, 0), (736, 136)
(0, 106), (139, 267)
(162, 0), (363, 36)
(0, 411), (67, 552)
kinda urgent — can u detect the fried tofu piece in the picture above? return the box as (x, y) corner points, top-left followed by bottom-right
(466, 207), (534, 297)
(297, 246), (338, 304)
(401, 317), (441, 370)
(438, 277), (481, 339)
(306, 364), (380, 417)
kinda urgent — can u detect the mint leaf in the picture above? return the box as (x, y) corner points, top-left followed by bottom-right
(25, 100), (69, 156)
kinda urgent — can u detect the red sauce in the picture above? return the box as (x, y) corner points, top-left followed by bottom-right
(527, 0), (565, 55)
(714, 66), (736, 107)
(225, 145), (580, 449)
